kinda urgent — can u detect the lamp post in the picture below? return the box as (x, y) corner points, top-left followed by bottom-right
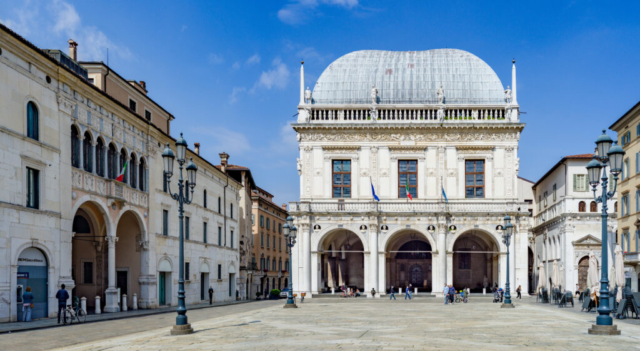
(586, 130), (623, 336)
(283, 216), (298, 308)
(501, 215), (514, 308)
(162, 133), (198, 335)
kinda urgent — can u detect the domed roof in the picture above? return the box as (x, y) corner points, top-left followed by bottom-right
(311, 49), (506, 105)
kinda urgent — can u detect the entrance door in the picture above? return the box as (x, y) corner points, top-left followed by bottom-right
(159, 272), (166, 305)
(229, 273), (236, 298)
(117, 271), (128, 308)
(17, 248), (48, 320)
(201, 273), (206, 300)
(410, 264), (423, 287)
(578, 257), (589, 291)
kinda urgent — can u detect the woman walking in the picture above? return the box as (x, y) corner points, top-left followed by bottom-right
(516, 285), (522, 300)
(22, 286), (34, 322)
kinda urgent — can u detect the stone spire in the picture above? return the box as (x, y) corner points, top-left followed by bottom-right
(512, 59), (517, 105)
(300, 60), (305, 105)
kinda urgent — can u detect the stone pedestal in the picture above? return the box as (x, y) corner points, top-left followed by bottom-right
(283, 303), (298, 308)
(588, 324), (621, 335)
(95, 296), (101, 314)
(133, 294), (138, 310)
(501, 303), (515, 308)
(170, 324), (194, 335)
(104, 288), (119, 313)
(122, 294), (128, 311)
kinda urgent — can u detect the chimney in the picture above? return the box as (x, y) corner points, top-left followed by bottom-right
(139, 81), (146, 90)
(194, 143), (200, 155)
(68, 39), (78, 61)
(281, 204), (287, 211)
(219, 152), (229, 173)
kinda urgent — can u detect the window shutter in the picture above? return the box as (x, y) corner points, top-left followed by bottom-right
(585, 174), (589, 191)
(636, 153), (639, 174)
(573, 174), (578, 192)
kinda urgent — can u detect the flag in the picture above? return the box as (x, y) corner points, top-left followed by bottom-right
(405, 182), (413, 200)
(441, 186), (448, 204)
(370, 177), (379, 201)
(116, 161), (128, 182)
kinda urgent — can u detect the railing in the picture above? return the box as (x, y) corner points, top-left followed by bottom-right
(624, 252), (640, 263)
(307, 105), (514, 123)
(289, 201), (527, 214)
(72, 169), (148, 208)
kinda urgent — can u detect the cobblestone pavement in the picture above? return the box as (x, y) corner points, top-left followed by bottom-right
(4, 297), (640, 350)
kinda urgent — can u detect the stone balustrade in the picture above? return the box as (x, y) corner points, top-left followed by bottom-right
(289, 200), (527, 215)
(72, 169), (148, 208)
(623, 252), (640, 264)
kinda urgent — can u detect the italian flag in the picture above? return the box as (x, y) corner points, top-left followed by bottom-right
(116, 161), (128, 182)
(405, 182), (412, 200)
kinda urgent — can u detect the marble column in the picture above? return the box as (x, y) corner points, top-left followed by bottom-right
(303, 225), (312, 294)
(369, 229), (378, 297)
(78, 134), (84, 170)
(104, 235), (119, 313)
(92, 141), (97, 175)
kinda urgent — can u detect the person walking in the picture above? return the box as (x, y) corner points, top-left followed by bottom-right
(55, 284), (69, 324)
(22, 286), (34, 322)
(443, 284), (449, 305)
(516, 285), (522, 300)
(389, 286), (396, 300)
(208, 286), (214, 305)
(405, 284), (412, 300)
(448, 285), (456, 304)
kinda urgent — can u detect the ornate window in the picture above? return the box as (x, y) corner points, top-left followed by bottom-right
(130, 153), (137, 189)
(83, 132), (92, 172)
(578, 201), (586, 212)
(96, 138), (105, 177)
(465, 160), (484, 198)
(139, 158), (145, 191)
(108, 143), (117, 179)
(27, 102), (39, 140)
(332, 160), (351, 198)
(398, 160), (418, 199)
(71, 126), (80, 168)
(119, 149), (128, 184)
(590, 201), (597, 213)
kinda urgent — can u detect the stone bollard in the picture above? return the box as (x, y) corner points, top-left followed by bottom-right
(133, 293), (138, 310)
(95, 296), (101, 314)
(331, 287), (335, 295)
(80, 297), (87, 314)
(483, 288), (486, 295)
(122, 294), (128, 312)
(414, 288), (418, 295)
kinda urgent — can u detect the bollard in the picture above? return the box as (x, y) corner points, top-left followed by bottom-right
(414, 288), (418, 295)
(80, 297), (87, 314)
(331, 287), (335, 295)
(483, 288), (486, 295)
(95, 296), (101, 314)
(133, 293), (138, 310)
(122, 294), (128, 312)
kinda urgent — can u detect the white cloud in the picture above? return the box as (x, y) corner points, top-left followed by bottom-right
(246, 53), (261, 65)
(252, 58), (290, 91)
(181, 25), (187, 32)
(0, 2), (39, 36)
(278, 0), (359, 25)
(269, 121), (299, 156)
(190, 127), (251, 157)
(208, 53), (224, 64)
(231, 61), (241, 70)
(297, 47), (331, 64)
(229, 87), (246, 104)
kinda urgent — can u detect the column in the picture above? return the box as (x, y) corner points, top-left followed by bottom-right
(78, 134), (84, 170)
(92, 141), (97, 174)
(438, 222), (447, 293)
(310, 252), (319, 294)
(104, 235), (119, 313)
(369, 228), (378, 297)
(303, 225), (312, 294)
(378, 251), (386, 293)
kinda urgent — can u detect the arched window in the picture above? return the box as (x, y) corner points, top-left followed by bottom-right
(96, 138), (105, 177)
(218, 197), (221, 214)
(108, 143), (117, 179)
(139, 157), (145, 191)
(119, 149), (128, 184)
(71, 126), (80, 168)
(230, 204), (234, 218)
(129, 153), (137, 188)
(27, 101), (39, 140)
(590, 201), (597, 213)
(83, 131), (93, 172)
(203, 189), (207, 208)
(578, 201), (586, 212)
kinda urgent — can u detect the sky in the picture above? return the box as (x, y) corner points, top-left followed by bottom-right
(2, 0), (640, 204)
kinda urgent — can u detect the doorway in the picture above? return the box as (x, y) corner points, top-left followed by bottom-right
(159, 272), (166, 305)
(229, 273), (236, 298)
(117, 270), (128, 309)
(410, 264), (423, 287)
(17, 248), (48, 320)
(200, 273), (209, 301)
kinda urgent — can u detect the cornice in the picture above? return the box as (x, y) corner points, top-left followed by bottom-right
(293, 123), (525, 132)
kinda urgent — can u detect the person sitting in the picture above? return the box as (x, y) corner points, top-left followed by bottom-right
(355, 288), (361, 297)
(350, 288), (355, 297)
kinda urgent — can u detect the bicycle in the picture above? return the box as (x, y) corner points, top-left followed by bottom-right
(63, 296), (86, 324)
(454, 293), (468, 304)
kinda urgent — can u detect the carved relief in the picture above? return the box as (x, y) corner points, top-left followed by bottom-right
(380, 168), (389, 177)
(84, 174), (95, 192)
(96, 179), (107, 195)
(57, 95), (74, 115)
(314, 168), (322, 176)
(72, 170), (82, 188)
(300, 131), (519, 142)
(360, 168), (370, 177)
(305, 146), (312, 196)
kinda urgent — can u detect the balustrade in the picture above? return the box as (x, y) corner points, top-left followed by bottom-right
(72, 169), (148, 208)
(309, 106), (510, 122)
(289, 200), (526, 215)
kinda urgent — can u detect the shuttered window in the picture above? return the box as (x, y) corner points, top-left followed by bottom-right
(573, 174), (588, 192)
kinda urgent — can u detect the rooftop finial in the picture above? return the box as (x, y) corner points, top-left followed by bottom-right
(512, 58), (515, 64)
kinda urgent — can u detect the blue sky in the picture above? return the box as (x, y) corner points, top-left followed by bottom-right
(2, 0), (640, 203)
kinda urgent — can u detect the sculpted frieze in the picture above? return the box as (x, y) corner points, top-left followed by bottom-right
(300, 131), (519, 143)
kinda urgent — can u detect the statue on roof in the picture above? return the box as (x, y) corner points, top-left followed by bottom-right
(371, 85), (378, 104)
(437, 85), (444, 104)
(304, 87), (312, 104)
(505, 86), (512, 104)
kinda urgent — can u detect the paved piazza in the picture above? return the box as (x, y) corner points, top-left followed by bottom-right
(3, 297), (640, 350)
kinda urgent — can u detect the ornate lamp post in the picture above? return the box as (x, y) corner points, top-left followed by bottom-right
(501, 215), (515, 308)
(162, 133), (198, 335)
(586, 130), (623, 336)
(283, 216), (298, 308)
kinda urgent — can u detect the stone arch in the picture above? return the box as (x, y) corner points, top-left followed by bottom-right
(83, 128), (95, 144)
(70, 195), (113, 236)
(13, 242), (53, 267)
(447, 227), (503, 253)
(313, 225), (369, 252)
(450, 229), (501, 292)
(114, 206), (148, 241)
(382, 226), (437, 252)
(157, 255), (173, 272)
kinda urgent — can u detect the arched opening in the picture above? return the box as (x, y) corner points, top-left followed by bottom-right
(83, 131), (93, 173)
(578, 256), (589, 291)
(96, 138), (105, 177)
(578, 201), (586, 212)
(16, 247), (48, 320)
(115, 211), (144, 309)
(71, 125), (80, 168)
(319, 230), (364, 292)
(590, 201), (597, 213)
(385, 231), (433, 292)
(129, 152), (137, 189)
(119, 149), (128, 184)
(27, 101), (39, 140)
(108, 143), (117, 179)
(157, 257), (172, 306)
(72, 204), (108, 312)
(138, 157), (146, 191)
(452, 231), (500, 292)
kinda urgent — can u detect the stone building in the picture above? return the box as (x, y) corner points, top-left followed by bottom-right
(289, 50), (530, 297)
(251, 188), (289, 297)
(530, 154), (616, 295)
(610, 101), (640, 292)
(0, 23), (242, 322)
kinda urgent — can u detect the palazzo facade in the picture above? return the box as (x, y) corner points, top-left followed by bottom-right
(289, 50), (531, 297)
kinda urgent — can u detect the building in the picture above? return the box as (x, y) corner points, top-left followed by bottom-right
(252, 187), (289, 297)
(530, 154), (617, 295)
(609, 100), (640, 292)
(0, 23), (242, 322)
(289, 50), (530, 297)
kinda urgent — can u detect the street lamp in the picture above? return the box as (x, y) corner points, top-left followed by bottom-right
(501, 215), (514, 308)
(586, 130), (622, 336)
(163, 133), (198, 335)
(283, 216), (298, 308)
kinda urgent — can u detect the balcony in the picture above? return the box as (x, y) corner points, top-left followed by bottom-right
(624, 252), (640, 264)
(72, 169), (148, 208)
(289, 200), (528, 215)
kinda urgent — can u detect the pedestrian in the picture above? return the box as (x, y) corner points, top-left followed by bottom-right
(389, 286), (396, 300)
(355, 288), (361, 297)
(498, 287), (504, 302)
(55, 284), (69, 324)
(208, 286), (214, 305)
(22, 286), (34, 322)
(370, 288), (376, 297)
(448, 285), (456, 304)
(516, 285), (522, 300)
(405, 284), (412, 300)
(442, 284), (449, 305)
